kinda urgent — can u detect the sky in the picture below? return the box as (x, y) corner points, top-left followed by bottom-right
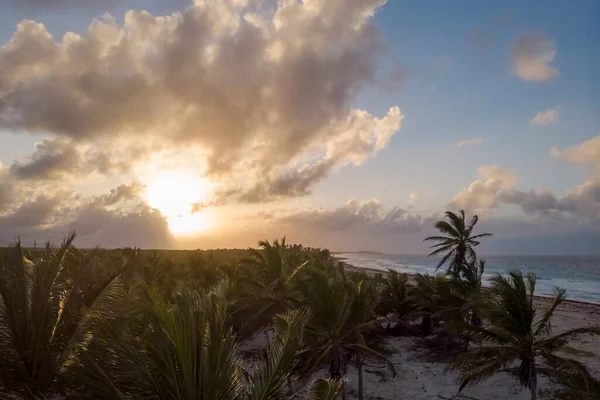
(0, 0), (598, 255)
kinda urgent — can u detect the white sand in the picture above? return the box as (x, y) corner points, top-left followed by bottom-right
(336, 298), (600, 400)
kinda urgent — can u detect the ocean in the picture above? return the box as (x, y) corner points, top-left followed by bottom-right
(336, 253), (600, 304)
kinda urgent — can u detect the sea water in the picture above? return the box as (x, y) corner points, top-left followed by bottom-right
(337, 253), (600, 304)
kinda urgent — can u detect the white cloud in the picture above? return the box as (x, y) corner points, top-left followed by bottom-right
(452, 165), (517, 211)
(551, 134), (600, 170)
(530, 106), (559, 126)
(456, 137), (484, 147)
(510, 33), (559, 83)
(0, 0), (401, 205)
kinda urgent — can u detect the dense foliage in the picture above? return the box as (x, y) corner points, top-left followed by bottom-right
(0, 211), (598, 400)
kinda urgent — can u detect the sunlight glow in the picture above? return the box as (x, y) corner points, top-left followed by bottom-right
(144, 170), (212, 235)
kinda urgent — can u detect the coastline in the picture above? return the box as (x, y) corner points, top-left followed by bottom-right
(340, 262), (600, 307)
(331, 261), (600, 399)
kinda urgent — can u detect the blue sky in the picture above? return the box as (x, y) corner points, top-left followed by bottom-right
(0, 0), (598, 253)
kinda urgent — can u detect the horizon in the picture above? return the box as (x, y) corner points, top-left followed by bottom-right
(0, 0), (598, 255)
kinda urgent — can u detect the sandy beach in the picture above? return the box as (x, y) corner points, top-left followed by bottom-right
(329, 264), (600, 399)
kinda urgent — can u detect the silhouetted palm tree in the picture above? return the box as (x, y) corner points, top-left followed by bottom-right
(451, 270), (600, 400)
(424, 210), (492, 276)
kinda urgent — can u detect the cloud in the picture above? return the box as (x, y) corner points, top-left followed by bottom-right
(530, 106), (559, 126)
(0, 0), (399, 202)
(550, 134), (600, 170)
(269, 198), (426, 234)
(456, 137), (484, 147)
(510, 33), (559, 83)
(8, 137), (149, 181)
(217, 106), (403, 203)
(0, 182), (172, 248)
(9, 137), (82, 180)
(452, 165), (517, 211)
(454, 136), (600, 222)
(499, 189), (559, 213)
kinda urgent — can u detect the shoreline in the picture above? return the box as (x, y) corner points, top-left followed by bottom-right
(341, 262), (600, 308)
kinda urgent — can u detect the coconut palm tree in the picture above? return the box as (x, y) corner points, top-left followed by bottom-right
(424, 210), (492, 276)
(233, 238), (308, 336)
(377, 270), (415, 334)
(75, 279), (342, 400)
(297, 269), (394, 400)
(451, 270), (600, 400)
(0, 233), (125, 398)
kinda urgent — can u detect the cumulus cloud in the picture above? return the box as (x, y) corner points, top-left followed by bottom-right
(456, 137), (484, 147)
(452, 165), (517, 211)
(8, 137), (150, 181)
(530, 106), (559, 126)
(0, 0), (400, 202)
(269, 198), (427, 235)
(510, 33), (559, 83)
(499, 189), (558, 213)
(550, 134), (600, 170)
(454, 136), (600, 222)
(0, 181), (172, 248)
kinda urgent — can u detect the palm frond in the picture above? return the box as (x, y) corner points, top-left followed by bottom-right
(250, 308), (312, 400)
(308, 378), (344, 400)
(533, 287), (566, 337)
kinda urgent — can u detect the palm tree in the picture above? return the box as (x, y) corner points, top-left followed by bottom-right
(298, 269), (395, 400)
(424, 210), (492, 276)
(75, 279), (342, 400)
(0, 234), (125, 398)
(233, 238), (308, 336)
(451, 270), (600, 400)
(377, 270), (415, 334)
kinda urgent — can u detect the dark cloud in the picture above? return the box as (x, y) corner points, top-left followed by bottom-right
(8, 137), (151, 182)
(9, 138), (81, 180)
(499, 189), (559, 214)
(268, 198), (432, 236)
(0, 184), (171, 248)
(94, 183), (145, 206)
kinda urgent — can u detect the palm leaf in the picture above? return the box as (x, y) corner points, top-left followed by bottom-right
(308, 378), (344, 400)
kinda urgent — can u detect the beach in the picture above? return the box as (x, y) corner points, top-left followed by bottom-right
(336, 263), (600, 399)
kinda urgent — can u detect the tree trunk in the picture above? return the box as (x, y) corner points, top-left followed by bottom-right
(529, 363), (537, 400)
(530, 381), (537, 400)
(357, 357), (364, 400)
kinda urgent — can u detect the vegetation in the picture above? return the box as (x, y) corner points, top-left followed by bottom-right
(0, 211), (598, 400)
(451, 271), (600, 400)
(424, 209), (492, 276)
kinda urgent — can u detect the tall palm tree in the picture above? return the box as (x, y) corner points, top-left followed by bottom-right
(0, 234), (125, 398)
(451, 270), (600, 400)
(424, 210), (492, 276)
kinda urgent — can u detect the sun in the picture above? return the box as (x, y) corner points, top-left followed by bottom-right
(144, 170), (212, 235)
